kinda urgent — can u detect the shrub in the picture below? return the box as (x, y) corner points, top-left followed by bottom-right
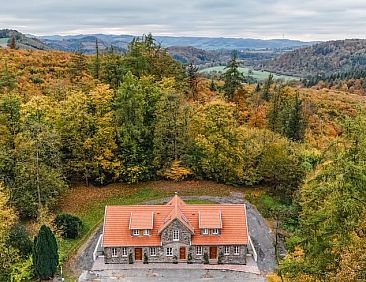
(128, 253), (133, 264)
(187, 252), (193, 264)
(203, 253), (209, 264)
(173, 255), (178, 264)
(7, 223), (33, 258)
(54, 213), (83, 239)
(217, 252), (224, 264)
(143, 252), (148, 264)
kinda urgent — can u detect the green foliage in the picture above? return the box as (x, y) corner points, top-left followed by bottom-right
(153, 91), (191, 170)
(7, 224), (33, 258)
(217, 252), (224, 264)
(68, 51), (87, 82)
(0, 62), (16, 93)
(54, 213), (83, 239)
(187, 252), (193, 264)
(187, 62), (199, 98)
(128, 252), (133, 264)
(32, 225), (59, 280)
(143, 252), (149, 264)
(203, 252), (209, 264)
(223, 52), (244, 100)
(262, 74), (273, 101)
(10, 257), (34, 282)
(281, 114), (366, 279)
(209, 79), (216, 91)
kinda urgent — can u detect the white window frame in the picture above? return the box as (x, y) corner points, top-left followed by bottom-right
(173, 229), (179, 241)
(224, 246), (230, 255)
(150, 247), (157, 256)
(122, 247), (127, 257)
(202, 228), (209, 235)
(112, 248), (118, 257)
(212, 228), (219, 235)
(196, 246), (203, 255)
(234, 246), (240, 255)
(132, 229), (139, 236)
(166, 247), (173, 256)
(143, 229), (150, 236)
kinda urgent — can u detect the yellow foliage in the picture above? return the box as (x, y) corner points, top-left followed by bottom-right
(161, 160), (192, 182)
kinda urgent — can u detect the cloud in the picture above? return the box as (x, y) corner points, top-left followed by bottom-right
(0, 0), (365, 40)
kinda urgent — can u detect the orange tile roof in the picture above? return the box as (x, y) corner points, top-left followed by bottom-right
(199, 210), (222, 229)
(129, 211), (154, 229)
(103, 195), (248, 247)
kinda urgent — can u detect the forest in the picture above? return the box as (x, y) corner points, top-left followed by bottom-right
(0, 35), (365, 281)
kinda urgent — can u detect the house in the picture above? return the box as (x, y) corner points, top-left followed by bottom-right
(102, 193), (249, 264)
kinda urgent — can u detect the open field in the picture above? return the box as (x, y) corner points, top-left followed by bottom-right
(0, 37), (9, 48)
(199, 65), (299, 81)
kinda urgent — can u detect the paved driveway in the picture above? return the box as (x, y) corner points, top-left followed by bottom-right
(79, 269), (266, 282)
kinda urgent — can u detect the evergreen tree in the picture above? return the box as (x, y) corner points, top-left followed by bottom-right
(9, 36), (16, 49)
(186, 62), (199, 99)
(223, 52), (244, 100)
(285, 92), (306, 142)
(100, 48), (124, 89)
(209, 79), (216, 91)
(68, 50), (87, 82)
(262, 74), (273, 101)
(32, 225), (59, 280)
(90, 38), (100, 79)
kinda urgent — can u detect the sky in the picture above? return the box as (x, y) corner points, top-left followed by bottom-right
(1, 0), (365, 41)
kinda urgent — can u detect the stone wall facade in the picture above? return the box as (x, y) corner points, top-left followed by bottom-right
(104, 244), (247, 265)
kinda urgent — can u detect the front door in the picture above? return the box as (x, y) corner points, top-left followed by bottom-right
(209, 247), (217, 259)
(135, 248), (142, 261)
(179, 247), (186, 259)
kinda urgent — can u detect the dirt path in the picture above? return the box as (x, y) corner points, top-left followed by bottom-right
(72, 192), (276, 276)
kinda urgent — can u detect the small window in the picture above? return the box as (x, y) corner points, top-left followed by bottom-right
(112, 248), (118, 257)
(173, 229), (179, 241)
(196, 246), (203, 255)
(224, 246), (230, 255)
(212, 228), (219, 235)
(166, 247), (173, 256)
(122, 247), (127, 257)
(150, 247), (157, 256)
(202, 228), (209, 235)
(143, 229), (150, 236)
(234, 246), (240, 255)
(132, 229), (139, 236)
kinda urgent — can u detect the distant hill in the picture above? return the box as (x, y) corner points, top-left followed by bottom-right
(0, 29), (49, 50)
(264, 39), (366, 77)
(35, 33), (316, 52)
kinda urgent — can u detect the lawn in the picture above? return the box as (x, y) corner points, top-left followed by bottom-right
(199, 65), (298, 81)
(58, 180), (240, 274)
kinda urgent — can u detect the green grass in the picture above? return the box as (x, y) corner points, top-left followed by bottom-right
(58, 188), (168, 271)
(199, 65), (298, 81)
(184, 199), (217, 204)
(0, 37), (9, 48)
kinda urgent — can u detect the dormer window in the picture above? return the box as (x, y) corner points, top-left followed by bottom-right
(212, 228), (219, 235)
(173, 229), (179, 241)
(143, 229), (150, 236)
(202, 228), (209, 235)
(132, 229), (139, 236)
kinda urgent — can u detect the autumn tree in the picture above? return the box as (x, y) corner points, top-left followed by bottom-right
(223, 52), (244, 100)
(9, 36), (16, 49)
(68, 50), (87, 82)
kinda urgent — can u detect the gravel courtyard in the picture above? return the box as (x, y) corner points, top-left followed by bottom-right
(73, 192), (276, 281)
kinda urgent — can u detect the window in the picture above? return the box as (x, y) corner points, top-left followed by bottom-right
(150, 247), (157, 256)
(166, 247), (173, 256)
(224, 246), (230, 255)
(143, 229), (150, 236)
(112, 248), (118, 257)
(212, 228), (219, 235)
(173, 229), (179, 241)
(202, 228), (209, 235)
(196, 246), (203, 255)
(132, 229), (139, 236)
(234, 246), (240, 255)
(122, 247), (127, 257)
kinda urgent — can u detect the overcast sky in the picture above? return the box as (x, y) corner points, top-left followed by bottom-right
(1, 0), (365, 41)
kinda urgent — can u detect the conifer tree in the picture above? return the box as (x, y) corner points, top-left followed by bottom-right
(187, 62), (199, 99)
(285, 92), (306, 142)
(32, 225), (59, 280)
(223, 52), (244, 100)
(9, 36), (16, 49)
(91, 38), (100, 79)
(209, 79), (216, 91)
(262, 74), (273, 101)
(0, 62), (16, 93)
